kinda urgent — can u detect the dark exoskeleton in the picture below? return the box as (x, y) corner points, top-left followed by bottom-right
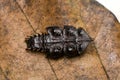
(25, 25), (92, 59)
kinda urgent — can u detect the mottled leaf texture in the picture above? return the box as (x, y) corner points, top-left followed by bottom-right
(0, 0), (120, 80)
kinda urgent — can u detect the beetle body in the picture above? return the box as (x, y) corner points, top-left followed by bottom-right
(25, 25), (92, 59)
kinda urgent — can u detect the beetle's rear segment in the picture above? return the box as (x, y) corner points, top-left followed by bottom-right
(25, 26), (92, 59)
(25, 34), (44, 52)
